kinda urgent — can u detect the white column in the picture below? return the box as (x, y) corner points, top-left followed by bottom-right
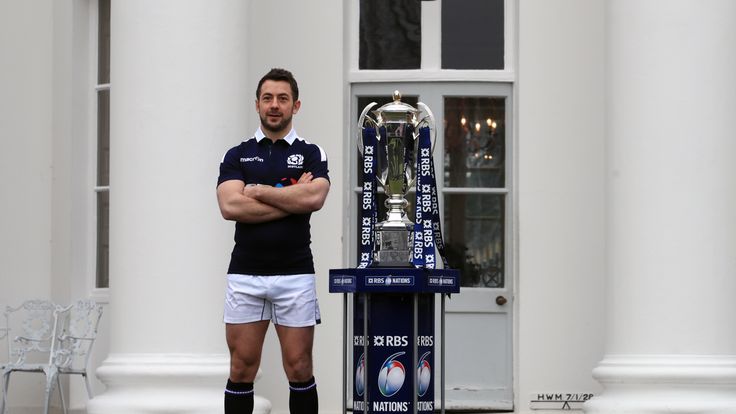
(586, 1), (736, 412)
(86, 2), (270, 413)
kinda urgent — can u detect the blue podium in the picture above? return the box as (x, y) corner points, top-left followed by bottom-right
(329, 267), (460, 414)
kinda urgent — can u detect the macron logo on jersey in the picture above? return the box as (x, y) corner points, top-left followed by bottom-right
(287, 154), (304, 168)
(240, 156), (264, 163)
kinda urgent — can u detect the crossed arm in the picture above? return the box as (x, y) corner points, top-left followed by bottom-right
(217, 172), (330, 223)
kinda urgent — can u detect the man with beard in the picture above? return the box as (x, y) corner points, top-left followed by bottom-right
(217, 68), (329, 414)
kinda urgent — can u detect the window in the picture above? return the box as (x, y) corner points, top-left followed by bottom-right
(351, 0), (510, 77)
(94, 0), (111, 289)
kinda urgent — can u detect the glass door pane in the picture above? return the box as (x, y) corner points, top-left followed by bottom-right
(442, 93), (508, 288)
(444, 193), (505, 288)
(444, 96), (506, 188)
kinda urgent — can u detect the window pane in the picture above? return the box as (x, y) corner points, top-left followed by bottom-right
(442, 0), (504, 69)
(96, 191), (110, 288)
(359, 0), (421, 69)
(444, 194), (504, 288)
(98, 0), (111, 84)
(444, 96), (506, 188)
(97, 90), (110, 186)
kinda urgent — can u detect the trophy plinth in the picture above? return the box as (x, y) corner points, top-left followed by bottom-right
(358, 91), (435, 267)
(375, 195), (413, 266)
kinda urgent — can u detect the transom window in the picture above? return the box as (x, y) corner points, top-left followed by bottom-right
(356, 0), (507, 72)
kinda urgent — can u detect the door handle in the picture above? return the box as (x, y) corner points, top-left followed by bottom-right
(495, 295), (508, 306)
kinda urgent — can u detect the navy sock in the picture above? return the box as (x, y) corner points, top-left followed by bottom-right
(288, 376), (318, 414)
(225, 379), (254, 414)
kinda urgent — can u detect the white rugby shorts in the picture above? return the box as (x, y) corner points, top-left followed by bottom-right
(224, 273), (321, 327)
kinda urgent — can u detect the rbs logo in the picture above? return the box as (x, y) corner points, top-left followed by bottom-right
(373, 335), (408, 347)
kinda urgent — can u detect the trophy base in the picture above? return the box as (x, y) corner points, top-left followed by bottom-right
(374, 228), (414, 267)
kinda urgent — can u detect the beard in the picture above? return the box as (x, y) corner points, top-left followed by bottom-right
(259, 111), (293, 135)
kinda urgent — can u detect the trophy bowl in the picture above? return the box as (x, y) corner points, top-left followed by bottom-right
(358, 91), (436, 266)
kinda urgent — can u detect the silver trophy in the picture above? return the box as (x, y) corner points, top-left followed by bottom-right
(358, 91), (436, 266)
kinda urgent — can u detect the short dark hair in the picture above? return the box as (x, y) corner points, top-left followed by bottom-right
(256, 68), (299, 101)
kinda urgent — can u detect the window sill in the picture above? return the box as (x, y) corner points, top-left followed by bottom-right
(348, 69), (515, 83)
(89, 287), (110, 304)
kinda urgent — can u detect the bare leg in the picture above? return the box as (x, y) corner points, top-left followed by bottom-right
(274, 325), (314, 381)
(226, 321), (269, 382)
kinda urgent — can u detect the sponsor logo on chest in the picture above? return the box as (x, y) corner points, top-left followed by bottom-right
(240, 156), (264, 163)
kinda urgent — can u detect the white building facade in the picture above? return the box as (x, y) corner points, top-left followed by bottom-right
(1, 0), (735, 413)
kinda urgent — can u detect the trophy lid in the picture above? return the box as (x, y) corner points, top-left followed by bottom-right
(373, 90), (418, 121)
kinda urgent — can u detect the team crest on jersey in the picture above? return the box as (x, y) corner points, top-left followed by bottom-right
(287, 154), (304, 168)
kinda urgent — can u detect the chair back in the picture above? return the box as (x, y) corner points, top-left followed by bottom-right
(52, 299), (103, 372)
(2, 299), (57, 366)
(0, 310), (7, 366)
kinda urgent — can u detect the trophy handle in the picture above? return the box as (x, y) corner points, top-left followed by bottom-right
(416, 102), (437, 153)
(357, 102), (378, 156)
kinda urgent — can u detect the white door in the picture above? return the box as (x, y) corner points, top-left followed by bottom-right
(350, 82), (514, 411)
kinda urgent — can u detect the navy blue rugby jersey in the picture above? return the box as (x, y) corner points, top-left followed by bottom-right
(218, 127), (329, 275)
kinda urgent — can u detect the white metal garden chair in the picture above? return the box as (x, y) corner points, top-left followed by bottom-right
(1, 299), (103, 414)
(52, 299), (104, 400)
(0, 299), (61, 414)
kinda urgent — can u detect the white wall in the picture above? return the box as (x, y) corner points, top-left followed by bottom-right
(244, 1), (346, 412)
(0, 0), (57, 410)
(0, 1), (54, 298)
(517, 0), (607, 411)
(0, 0), (109, 411)
(0, 0), (88, 299)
